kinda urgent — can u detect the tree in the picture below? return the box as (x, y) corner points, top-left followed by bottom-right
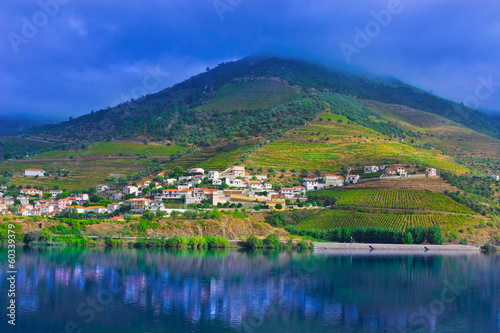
(427, 226), (443, 245)
(143, 210), (155, 221)
(4, 151), (13, 160)
(263, 233), (280, 248)
(155, 210), (166, 218)
(124, 214), (133, 222)
(404, 232), (413, 244)
(7, 205), (16, 213)
(275, 203), (283, 210)
(170, 210), (180, 218)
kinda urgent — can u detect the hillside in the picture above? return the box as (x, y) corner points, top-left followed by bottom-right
(25, 56), (500, 144)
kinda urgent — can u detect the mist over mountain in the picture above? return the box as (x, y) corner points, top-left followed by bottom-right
(26, 56), (500, 145)
(0, 113), (63, 134)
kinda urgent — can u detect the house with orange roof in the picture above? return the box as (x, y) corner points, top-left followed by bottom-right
(20, 188), (43, 196)
(364, 165), (379, 173)
(86, 206), (108, 214)
(325, 174), (345, 187)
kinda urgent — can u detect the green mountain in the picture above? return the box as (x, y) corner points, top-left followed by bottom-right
(28, 56), (500, 144)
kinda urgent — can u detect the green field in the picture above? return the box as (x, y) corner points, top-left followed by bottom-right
(196, 79), (302, 112)
(308, 189), (474, 214)
(32, 142), (188, 159)
(245, 109), (469, 174)
(296, 209), (480, 232)
(196, 144), (255, 170)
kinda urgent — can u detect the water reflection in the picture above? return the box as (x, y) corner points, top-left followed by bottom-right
(0, 247), (498, 333)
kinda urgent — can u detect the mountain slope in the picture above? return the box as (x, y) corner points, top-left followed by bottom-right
(28, 56), (500, 144)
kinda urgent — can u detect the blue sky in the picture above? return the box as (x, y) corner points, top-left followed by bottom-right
(1, 0), (499, 118)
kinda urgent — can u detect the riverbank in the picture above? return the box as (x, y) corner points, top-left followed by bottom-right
(314, 242), (479, 252)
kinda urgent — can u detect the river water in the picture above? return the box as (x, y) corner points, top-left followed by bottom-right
(0, 247), (498, 332)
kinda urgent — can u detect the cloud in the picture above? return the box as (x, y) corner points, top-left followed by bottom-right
(0, 0), (498, 117)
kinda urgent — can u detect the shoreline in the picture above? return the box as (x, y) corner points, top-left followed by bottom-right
(314, 242), (479, 252)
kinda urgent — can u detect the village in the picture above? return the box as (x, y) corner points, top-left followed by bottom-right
(0, 163), (451, 220)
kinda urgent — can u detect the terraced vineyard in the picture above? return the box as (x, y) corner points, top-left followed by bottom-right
(309, 189), (474, 214)
(296, 209), (480, 232)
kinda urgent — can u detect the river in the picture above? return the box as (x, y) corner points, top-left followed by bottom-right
(0, 247), (498, 332)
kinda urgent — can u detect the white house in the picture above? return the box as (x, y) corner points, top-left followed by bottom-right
(187, 168), (205, 174)
(208, 171), (220, 180)
(426, 168), (437, 177)
(247, 181), (263, 190)
(164, 178), (177, 185)
(231, 166), (245, 177)
(49, 190), (62, 199)
(123, 185), (139, 195)
(226, 178), (246, 188)
(212, 179), (223, 185)
(86, 206), (108, 214)
(293, 186), (307, 196)
(96, 184), (109, 193)
(18, 196), (30, 206)
(24, 169), (45, 177)
(264, 182), (273, 190)
(148, 201), (165, 212)
(178, 176), (193, 182)
(395, 166), (407, 177)
(491, 174), (500, 181)
(325, 174), (344, 187)
(280, 188), (294, 199)
(107, 203), (121, 214)
(302, 178), (324, 191)
(345, 174), (360, 184)
(20, 189), (43, 197)
(38, 204), (54, 215)
(364, 165), (379, 173)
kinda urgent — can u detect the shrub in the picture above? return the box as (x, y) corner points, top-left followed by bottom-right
(25, 230), (41, 244)
(480, 243), (497, 253)
(297, 240), (310, 249)
(263, 233), (280, 248)
(246, 235), (263, 248)
(460, 238), (468, 245)
(204, 236), (230, 248)
(143, 210), (155, 221)
(188, 236), (206, 248)
(166, 235), (188, 248)
(427, 225), (443, 245)
(404, 232), (413, 244)
(275, 203), (283, 210)
(406, 226), (426, 244)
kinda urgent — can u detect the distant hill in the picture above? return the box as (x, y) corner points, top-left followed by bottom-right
(0, 114), (62, 134)
(27, 56), (500, 144)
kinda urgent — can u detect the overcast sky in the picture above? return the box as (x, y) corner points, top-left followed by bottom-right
(1, 0), (499, 118)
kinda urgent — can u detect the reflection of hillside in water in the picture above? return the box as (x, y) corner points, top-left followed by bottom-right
(0, 248), (498, 332)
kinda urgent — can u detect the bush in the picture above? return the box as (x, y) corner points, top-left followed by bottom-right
(297, 240), (310, 249)
(265, 212), (286, 227)
(25, 230), (41, 244)
(166, 235), (188, 248)
(406, 226), (426, 244)
(275, 203), (283, 210)
(246, 235), (263, 248)
(188, 236), (206, 248)
(460, 238), (468, 245)
(403, 232), (413, 244)
(480, 243), (497, 253)
(143, 210), (155, 221)
(263, 233), (280, 248)
(427, 225), (443, 245)
(204, 236), (230, 248)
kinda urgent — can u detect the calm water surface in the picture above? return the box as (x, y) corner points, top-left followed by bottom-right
(0, 247), (499, 333)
